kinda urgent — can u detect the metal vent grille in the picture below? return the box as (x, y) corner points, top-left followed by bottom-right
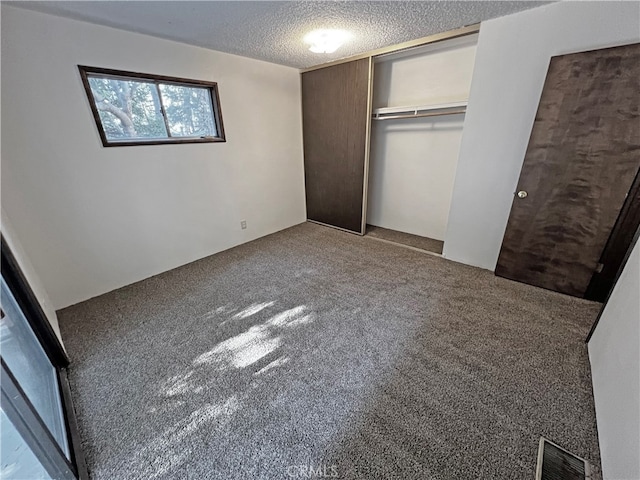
(536, 437), (591, 480)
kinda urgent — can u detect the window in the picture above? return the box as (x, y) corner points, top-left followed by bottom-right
(78, 66), (225, 147)
(1, 238), (89, 479)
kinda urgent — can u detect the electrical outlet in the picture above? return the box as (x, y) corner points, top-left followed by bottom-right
(241, 220), (247, 230)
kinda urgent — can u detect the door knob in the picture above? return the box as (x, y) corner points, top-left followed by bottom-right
(517, 191), (528, 199)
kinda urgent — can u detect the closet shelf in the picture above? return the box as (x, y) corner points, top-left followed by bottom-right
(372, 101), (467, 120)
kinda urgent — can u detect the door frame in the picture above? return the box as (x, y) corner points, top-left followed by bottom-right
(585, 224), (640, 343)
(585, 166), (640, 302)
(360, 57), (374, 235)
(1, 236), (89, 480)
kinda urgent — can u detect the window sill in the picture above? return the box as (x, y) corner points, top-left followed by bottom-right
(101, 136), (226, 147)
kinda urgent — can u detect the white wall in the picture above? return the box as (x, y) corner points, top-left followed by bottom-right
(371, 36), (478, 109)
(588, 239), (640, 480)
(443, 1), (640, 269)
(1, 210), (65, 347)
(367, 36), (476, 240)
(1, 6), (306, 309)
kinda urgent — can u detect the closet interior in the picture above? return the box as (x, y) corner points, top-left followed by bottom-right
(366, 34), (478, 254)
(301, 27), (479, 256)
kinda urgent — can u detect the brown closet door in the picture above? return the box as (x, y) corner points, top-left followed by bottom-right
(302, 58), (372, 234)
(496, 43), (640, 297)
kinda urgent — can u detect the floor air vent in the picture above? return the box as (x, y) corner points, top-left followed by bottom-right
(536, 437), (591, 480)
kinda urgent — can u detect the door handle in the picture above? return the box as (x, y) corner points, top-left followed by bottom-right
(517, 191), (528, 199)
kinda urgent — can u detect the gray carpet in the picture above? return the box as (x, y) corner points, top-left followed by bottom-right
(366, 225), (444, 254)
(58, 222), (602, 480)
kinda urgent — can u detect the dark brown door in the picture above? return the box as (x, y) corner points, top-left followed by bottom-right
(496, 43), (640, 297)
(302, 58), (372, 234)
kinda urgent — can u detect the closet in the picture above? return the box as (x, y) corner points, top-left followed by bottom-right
(301, 26), (479, 252)
(367, 35), (477, 253)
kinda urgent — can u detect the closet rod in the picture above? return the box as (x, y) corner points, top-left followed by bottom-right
(373, 108), (467, 121)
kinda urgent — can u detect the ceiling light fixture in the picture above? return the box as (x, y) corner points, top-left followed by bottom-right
(304, 29), (351, 54)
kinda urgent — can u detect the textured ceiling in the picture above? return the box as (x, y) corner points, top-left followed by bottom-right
(10, 1), (549, 69)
